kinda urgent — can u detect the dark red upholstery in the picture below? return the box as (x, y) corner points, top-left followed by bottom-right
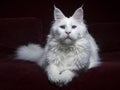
(0, 0), (120, 90)
(0, 18), (44, 62)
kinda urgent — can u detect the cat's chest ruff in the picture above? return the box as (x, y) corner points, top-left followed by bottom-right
(47, 43), (88, 65)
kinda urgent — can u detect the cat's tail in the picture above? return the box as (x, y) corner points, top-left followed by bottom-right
(15, 43), (44, 63)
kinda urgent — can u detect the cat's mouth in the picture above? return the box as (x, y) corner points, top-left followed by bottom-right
(65, 36), (72, 40)
(61, 36), (75, 45)
(59, 35), (77, 45)
(60, 36), (76, 45)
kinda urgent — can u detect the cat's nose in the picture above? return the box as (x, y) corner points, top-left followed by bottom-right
(65, 32), (71, 35)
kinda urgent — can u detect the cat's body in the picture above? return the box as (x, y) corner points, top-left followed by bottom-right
(16, 6), (100, 87)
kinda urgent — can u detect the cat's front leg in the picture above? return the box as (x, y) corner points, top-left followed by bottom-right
(45, 64), (61, 85)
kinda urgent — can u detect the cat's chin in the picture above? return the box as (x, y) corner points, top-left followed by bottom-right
(60, 38), (75, 45)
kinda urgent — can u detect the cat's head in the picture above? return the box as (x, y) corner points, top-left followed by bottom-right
(50, 6), (87, 45)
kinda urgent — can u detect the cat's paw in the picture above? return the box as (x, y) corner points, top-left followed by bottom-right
(47, 72), (60, 84)
(47, 70), (74, 87)
(46, 65), (76, 87)
(59, 70), (76, 86)
(46, 64), (61, 86)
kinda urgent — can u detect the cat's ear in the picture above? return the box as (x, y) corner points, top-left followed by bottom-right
(72, 6), (84, 21)
(54, 6), (65, 20)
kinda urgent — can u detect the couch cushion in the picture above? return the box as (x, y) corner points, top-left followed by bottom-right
(89, 23), (120, 53)
(101, 51), (120, 62)
(62, 62), (120, 90)
(0, 17), (43, 48)
(0, 61), (120, 90)
(0, 17), (44, 60)
(0, 61), (59, 90)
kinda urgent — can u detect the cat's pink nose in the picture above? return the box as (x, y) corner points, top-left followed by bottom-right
(65, 32), (71, 35)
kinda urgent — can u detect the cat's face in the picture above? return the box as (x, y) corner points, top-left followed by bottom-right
(51, 6), (87, 45)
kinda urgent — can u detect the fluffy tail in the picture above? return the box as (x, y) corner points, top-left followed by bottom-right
(15, 43), (44, 62)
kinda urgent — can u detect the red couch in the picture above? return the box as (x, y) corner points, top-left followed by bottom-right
(0, 0), (120, 90)
(0, 17), (120, 90)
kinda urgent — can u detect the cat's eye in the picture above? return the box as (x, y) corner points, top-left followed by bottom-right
(60, 25), (66, 29)
(72, 25), (77, 29)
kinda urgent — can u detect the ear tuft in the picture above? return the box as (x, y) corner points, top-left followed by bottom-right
(72, 6), (84, 21)
(54, 6), (65, 20)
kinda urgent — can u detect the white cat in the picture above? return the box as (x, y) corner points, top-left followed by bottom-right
(16, 6), (100, 87)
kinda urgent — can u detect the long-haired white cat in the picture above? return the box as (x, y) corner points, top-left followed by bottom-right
(16, 6), (100, 87)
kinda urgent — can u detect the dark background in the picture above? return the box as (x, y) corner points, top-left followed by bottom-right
(0, 0), (120, 51)
(0, 0), (120, 30)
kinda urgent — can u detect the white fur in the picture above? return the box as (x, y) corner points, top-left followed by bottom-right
(16, 43), (43, 62)
(16, 6), (100, 87)
(46, 64), (75, 86)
